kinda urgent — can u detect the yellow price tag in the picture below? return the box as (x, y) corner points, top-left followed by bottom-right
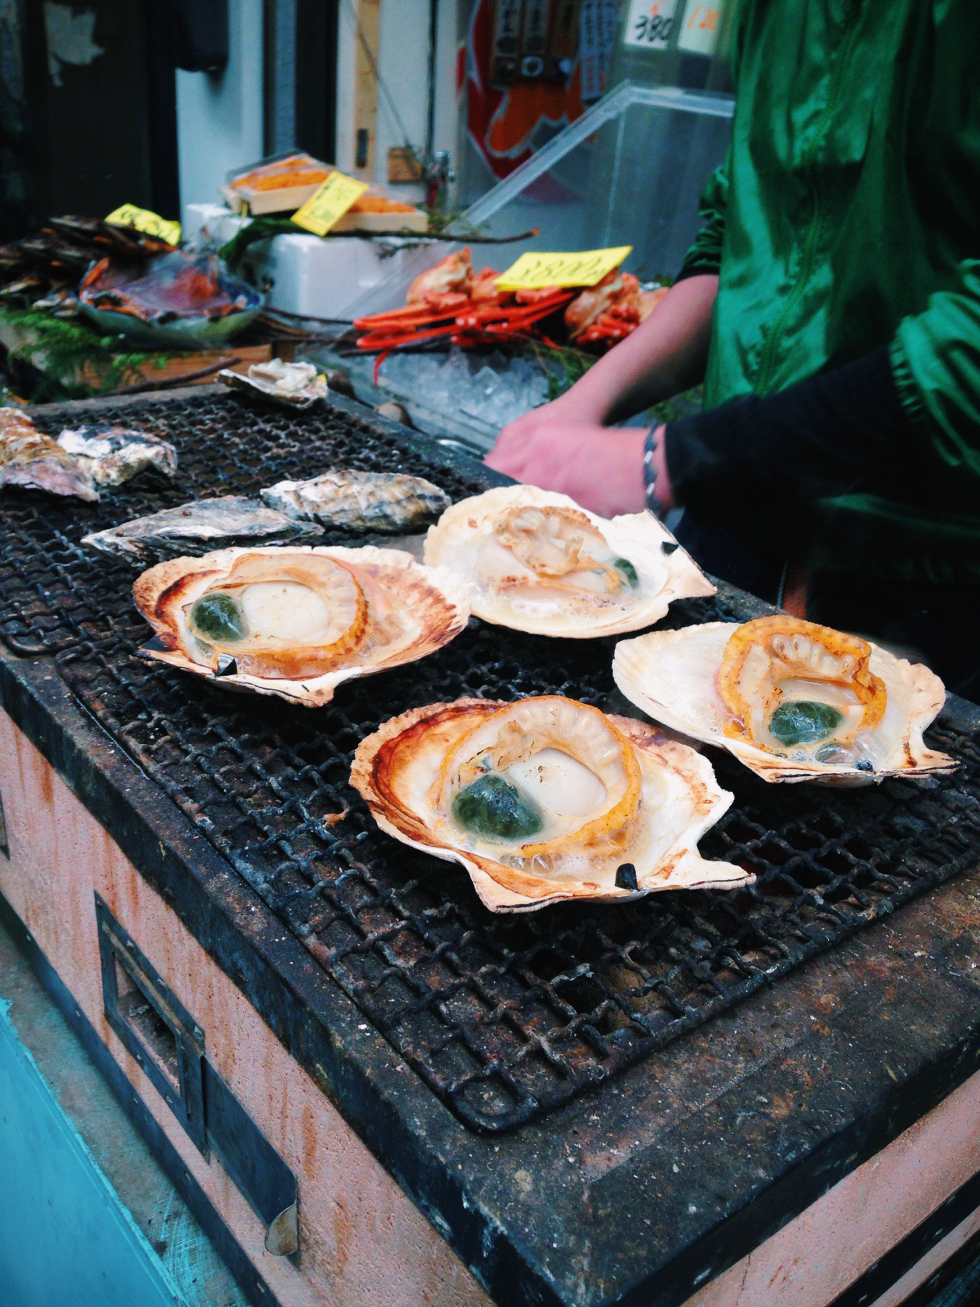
(105, 204), (181, 246)
(496, 246), (633, 291)
(291, 172), (369, 236)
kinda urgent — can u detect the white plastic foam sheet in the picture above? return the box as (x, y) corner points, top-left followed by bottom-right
(182, 203), (453, 321)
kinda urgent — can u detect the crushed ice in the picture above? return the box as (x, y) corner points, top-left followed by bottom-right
(378, 347), (549, 432)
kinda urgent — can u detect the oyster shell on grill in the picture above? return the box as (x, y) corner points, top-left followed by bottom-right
(351, 695), (749, 911)
(220, 358), (327, 408)
(613, 616), (956, 785)
(423, 485), (714, 637)
(56, 425), (178, 487)
(261, 469), (451, 533)
(82, 495), (324, 562)
(134, 544), (470, 706)
(0, 408), (98, 501)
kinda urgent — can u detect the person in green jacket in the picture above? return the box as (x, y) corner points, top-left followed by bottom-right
(486, 0), (980, 697)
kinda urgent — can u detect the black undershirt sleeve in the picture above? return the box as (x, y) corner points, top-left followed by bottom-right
(662, 346), (913, 524)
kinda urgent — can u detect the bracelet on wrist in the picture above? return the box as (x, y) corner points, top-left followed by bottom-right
(643, 427), (661, 515)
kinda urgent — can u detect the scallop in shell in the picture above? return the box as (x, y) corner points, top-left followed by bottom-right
(133, 544), (470, 706)
(613, 616), (956, 784)
(423, 485), (714, 638)
(350, 695), (750, 911)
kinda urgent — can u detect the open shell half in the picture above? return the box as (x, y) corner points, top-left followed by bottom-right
(134, 544), (470, 707)
(423, 484), (714, 638)
(613, 619), (956, 785)
(350, 695), (750, 912)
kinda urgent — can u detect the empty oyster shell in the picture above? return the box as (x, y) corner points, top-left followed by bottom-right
(0, 408), (98, 501)
(351, 695), (750, 912)
(134, 544), (470, 706)
(613, 617), (957, 784)
(423, 485), (714, 638)
(82, 495), (323, 562)
(56, 425), (178, 487)
(261, 469), (450, 533)
(219, 359), (327, 407)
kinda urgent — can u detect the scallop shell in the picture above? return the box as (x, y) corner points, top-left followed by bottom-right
(613, 621), (957, 785)
(423, 484), (714, 638)
(350, 695), (750, 912)
(133, 544), (470, 707)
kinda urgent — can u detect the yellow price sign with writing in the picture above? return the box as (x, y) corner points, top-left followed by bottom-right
(105, 204), (181, 246)
(291, 171), (368, 236)
(496, 246), (632, 291)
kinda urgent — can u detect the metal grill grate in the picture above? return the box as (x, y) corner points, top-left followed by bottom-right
(2, 391), (979, 1132)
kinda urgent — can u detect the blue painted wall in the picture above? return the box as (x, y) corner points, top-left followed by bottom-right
(0, 999), (181, 1307)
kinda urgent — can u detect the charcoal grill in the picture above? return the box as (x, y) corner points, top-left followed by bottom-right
(3, 385), (980, 1307)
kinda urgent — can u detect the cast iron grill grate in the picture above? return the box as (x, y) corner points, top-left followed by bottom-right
(1, 390), (978, 1132)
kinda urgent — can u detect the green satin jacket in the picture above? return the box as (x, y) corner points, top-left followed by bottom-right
(680, 0), (980, 584)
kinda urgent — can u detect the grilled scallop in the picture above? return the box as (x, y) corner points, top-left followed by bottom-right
(133, 544), (470, 706)
(423, 484), (714, 638)
(613, 616), (956, 784)
(351, 695), (750, 911)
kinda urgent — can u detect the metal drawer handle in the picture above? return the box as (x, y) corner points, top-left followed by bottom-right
(95, 895), (298, 1256)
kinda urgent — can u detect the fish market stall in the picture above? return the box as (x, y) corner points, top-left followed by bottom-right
(1, 385), (980, 1306)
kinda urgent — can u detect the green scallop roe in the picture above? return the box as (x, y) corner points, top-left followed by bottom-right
(452, 774), (543, 842)
(614, 558), (639, 588)
(191, 592), (245, 642)
(769, 700), (844, 747)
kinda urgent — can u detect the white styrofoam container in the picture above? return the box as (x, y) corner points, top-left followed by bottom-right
(182, 204), (451, 321)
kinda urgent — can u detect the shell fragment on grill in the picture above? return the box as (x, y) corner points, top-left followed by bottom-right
(423, 484), (714, 637)
(81, 495), (324, 562)
(351, 695), (749, 911)
(0, 408), (98, 501)
(56, 425), (178, 487)
(133, 544), (471, 706)
(261, 469), (451, 533)
(219, 359), (327, 407)
(613, 616), (956, 784)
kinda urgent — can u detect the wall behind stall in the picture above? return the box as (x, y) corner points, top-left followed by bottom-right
(176, 0), (264, 222)
(335, 0), (459, 203)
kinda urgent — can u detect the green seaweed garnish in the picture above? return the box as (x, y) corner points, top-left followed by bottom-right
(614, 558), (639, 588)
(452, 774), (543, 842)
(769, 700), (844, 747)
(191, 592), (245, 642)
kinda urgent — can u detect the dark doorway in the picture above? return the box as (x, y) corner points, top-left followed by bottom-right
(264, 0), (338, 163)
(18, 0), (179, 225)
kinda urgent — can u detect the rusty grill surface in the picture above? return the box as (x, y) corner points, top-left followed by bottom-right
(2, 390), (979, 1133)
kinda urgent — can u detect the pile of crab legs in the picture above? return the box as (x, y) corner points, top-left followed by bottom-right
(354, 247), (667, 383)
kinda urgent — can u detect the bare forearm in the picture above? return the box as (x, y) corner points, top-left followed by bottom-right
(559, 274), (718, 423)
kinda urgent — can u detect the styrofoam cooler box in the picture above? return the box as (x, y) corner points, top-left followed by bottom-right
(183, 204), (452, 321)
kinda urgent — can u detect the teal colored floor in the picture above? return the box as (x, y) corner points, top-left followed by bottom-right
(0, 913), (248, 1307)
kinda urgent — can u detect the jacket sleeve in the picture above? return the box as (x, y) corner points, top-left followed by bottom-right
(675, 153), (730, 281)
(891, 258), (980, 510)
(663, 346), (914, 523)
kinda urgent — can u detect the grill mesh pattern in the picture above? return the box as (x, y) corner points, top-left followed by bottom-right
(1, 391), (978, 1132)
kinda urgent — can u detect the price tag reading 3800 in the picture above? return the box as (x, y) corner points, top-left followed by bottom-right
(496, 246), (633, 291)
(622, 0), (677, 49)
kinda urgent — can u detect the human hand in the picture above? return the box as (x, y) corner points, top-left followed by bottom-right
(485, 418), (648, 518)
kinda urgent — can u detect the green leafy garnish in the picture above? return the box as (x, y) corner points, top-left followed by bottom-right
(769, 700), (844, 747)
(191, 592), (245, 642)
(452, 774), (543, 842)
